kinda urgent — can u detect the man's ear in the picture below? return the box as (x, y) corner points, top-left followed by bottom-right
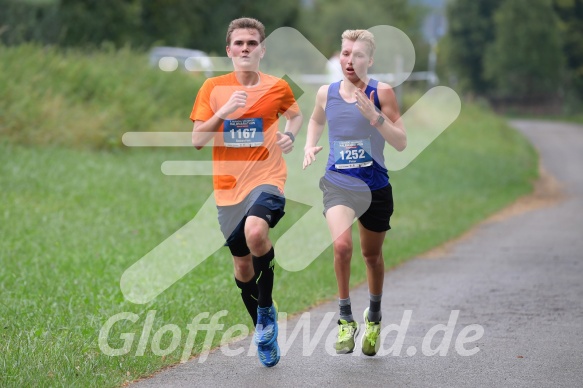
(226, 45), (232, 58)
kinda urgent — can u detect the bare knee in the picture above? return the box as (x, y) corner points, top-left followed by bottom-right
(362, 249), (383, 267)
(244, 223), (269, 255)
(333, 238), (353, 264)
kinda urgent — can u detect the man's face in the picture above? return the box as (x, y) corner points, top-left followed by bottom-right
(226, 28), (265, 71)
(340, 39), (373, 82)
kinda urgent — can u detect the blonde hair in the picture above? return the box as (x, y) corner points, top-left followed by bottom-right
(226, 17), (266, 45)
(341, 29), (375, 56)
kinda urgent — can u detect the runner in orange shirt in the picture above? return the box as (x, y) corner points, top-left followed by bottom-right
(190, 17), (302, 367)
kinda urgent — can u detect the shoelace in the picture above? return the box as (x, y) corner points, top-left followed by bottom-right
(257, 307), (274, 325)
(365, 323), (380, 346)
(338, 323), (356, 341)
(256, 308), (276, 345)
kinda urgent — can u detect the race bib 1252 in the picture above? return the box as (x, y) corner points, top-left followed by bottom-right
(333, 139), (373, 169)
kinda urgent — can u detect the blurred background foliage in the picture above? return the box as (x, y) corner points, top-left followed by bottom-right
(441, 0), (583, 113)
(1, 0), (582, 114)
(0, 0), (424, 54)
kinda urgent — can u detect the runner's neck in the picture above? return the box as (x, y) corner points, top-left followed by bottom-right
(341, 78), (370, 94)
(234, 71), (261, 87)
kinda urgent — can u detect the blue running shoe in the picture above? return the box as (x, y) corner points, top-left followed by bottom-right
(254, 303), (278, 346)
(257, 340), (280, 367)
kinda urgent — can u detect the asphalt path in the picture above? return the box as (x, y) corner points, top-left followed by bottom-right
(134, 120), (583, 387)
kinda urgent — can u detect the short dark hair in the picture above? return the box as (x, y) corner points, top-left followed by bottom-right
(226, 17), (266, 45)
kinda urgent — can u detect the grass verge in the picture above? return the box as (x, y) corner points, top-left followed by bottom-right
(0, 99), (537, 386)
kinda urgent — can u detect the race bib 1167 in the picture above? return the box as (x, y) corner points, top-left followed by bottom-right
(223, 118), (264, 147)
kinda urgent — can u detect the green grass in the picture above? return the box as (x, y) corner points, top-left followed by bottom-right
(506, 113), (583, 126)
(560, 114), (583, 125)
(0, 106), (537, 387)
(0, 44), (202, 149)
(0, 45), (539, 387)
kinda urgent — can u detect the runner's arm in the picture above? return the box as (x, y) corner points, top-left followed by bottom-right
(303, 85), (328, 169)
(354, 83), (406, 151)
(276, 109), (303, 154)
(373, 83), (407, 151)
(192, 90), (248, 150)
(192, 117), (223, 150)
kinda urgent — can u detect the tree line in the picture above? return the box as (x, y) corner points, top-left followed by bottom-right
(0, 0), (425, 58)
(3, 0), (580, 108)
(442, 0), (583, 107)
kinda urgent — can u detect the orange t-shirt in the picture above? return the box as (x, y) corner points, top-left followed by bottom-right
(190, 72), (300, 206)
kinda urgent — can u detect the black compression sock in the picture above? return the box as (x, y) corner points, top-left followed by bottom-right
(253, 247), (275, 308)
(235, 276), (258, 326)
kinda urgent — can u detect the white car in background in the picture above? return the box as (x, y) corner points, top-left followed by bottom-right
(149, 46), (213, 77)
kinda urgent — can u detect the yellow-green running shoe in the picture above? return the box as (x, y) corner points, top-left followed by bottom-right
(335, 319), (359, 354)
(361, 308), (381, 356)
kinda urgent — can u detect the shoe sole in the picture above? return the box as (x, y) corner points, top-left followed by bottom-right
(361, 332), (380, 356)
